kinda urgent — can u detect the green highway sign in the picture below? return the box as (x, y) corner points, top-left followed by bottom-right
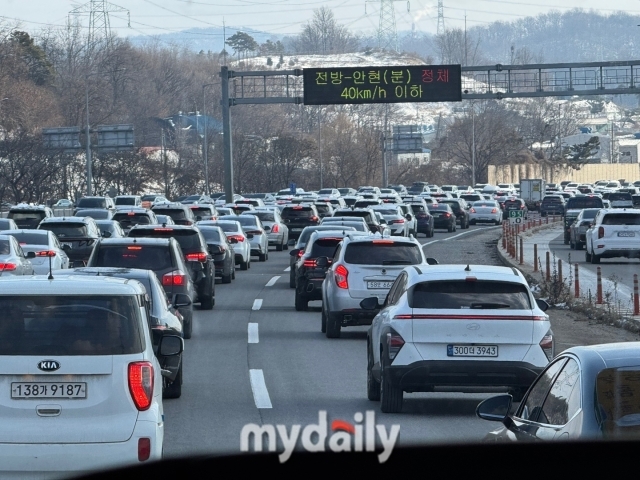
(508, 210), (525, 224)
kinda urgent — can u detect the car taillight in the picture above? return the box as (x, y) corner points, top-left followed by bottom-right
(391, 219), (405, 224)
(335, 264), (348, 289)
(271, 224), (280, 233)
(386, 329), (405, 360)
(303, 259), (316, 267)
(227, 235), (244, 242)
(469, 208), (476, 213)
(310, 216), (319, 222)
(297, 249), (304, 257)
(246, 230), (263, 235)
(186, 252), (208, 262)
(128, 361), (154, 411)
(138, 438), (151, 461)
(36, 250), (56, 257)
(539, 331), (554, 361)
(520, 205), (525, 209)
(162, 270), (186, 286)
(444, 213), (451, 217)
(0, 263), (17, 271)
(598, 226), (604, 238)
(491, 208), (497, 213)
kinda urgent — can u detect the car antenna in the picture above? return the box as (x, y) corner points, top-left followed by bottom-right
(465, 264), (471, 271)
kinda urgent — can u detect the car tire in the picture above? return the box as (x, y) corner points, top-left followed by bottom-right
(367, 344), (381, 401)
(222, 271), (232, 284)
(163, 363), (182, 399)
(289, 271), (296, 288)
(201, 293), (214, 310)
(380, 361), (403, 413)
(325, 312), (341, 338)
(576, 241), (583, 250)
(294, 292), (308, 311)
(276, 242), (283, 251)
(259, 251), (266, 262)
(321, 305), (327, 333)
(231, 267), (236, 280)
(240, 258), (249, 270)
(182, 311), (193, 339)
(564, 237), (569, 245)
(591, 252), (601, 264)
(265, 251), (269, 261)
(585, 248), (592, 262)
(283, 241), (289, 250)
(447, 224), (454, 233)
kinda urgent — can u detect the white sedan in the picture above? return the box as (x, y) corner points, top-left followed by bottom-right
(468, 200), (503, 225)
(0, 234), (35, 276)
(0, 229), (70, 273)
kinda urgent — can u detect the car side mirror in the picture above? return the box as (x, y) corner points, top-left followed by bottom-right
(536, 298), (549, 311)
(159, 334), (183, 356)
(476, 394), (513, 422)
(172, 293), (192, 308)
(228, 237), (238, 244)
(360, 296), (382, 310)
(25, 251), (36, 259)
(289, 249), (300, 257)
(426, 257), (438, 265)
(315, 256), (329, 268)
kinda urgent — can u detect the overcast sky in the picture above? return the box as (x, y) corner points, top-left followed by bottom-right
(3, 0), (640, 39)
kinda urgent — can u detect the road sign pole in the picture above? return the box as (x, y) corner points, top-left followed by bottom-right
(221, 66), (234, 203)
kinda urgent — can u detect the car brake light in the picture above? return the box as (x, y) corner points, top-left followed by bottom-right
(138, 438), (151, 461)
(297, 249), (304, 257)
(154, 228), (173, 232)
(293, 206), (303, 209)
(186, 252), (208, 262)
(386, 329), (405, 360)
(128, 361), (154, 411)
(372, 239), (394, 244)
(0, 263), (17, 271)
(310, 216), (319, 222)
(162, 270), (186, 286)
(303, 259), (317, 267)
(36, 250), (56, 257)
(520, 205), (525, 209)
(469, 208), (476, 213)
(128, 246), (142, 250)
(335, 264), (348, 289)
(539, 331), (554, 361)
(391, 219), (405, 224)
(598, 226), (605, 238)
(271, 224), (280, 233)
(491, 208), (497, 213)
(227, 235), (244, 242)
(443, 213), (451, 217)
(128, 212), (136, 216)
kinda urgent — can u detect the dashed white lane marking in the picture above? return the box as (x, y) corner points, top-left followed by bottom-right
(265, 275), (281, 287)
(421, 225), (501, 247)
(284, 266), (291, 272)
(249, 369), (272, 408)
(248, 323), (259, 343)
(252, 299), (263, 310)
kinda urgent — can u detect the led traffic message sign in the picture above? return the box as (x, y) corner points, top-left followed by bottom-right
(303, 65), (462, 105)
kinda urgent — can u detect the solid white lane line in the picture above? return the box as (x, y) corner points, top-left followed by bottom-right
(249, 369), (272, 408)
(284, 266), (291, 272)
(248, 323), (259, 343)
(252, 299), (263, 310)
(265, 275), (281, 287)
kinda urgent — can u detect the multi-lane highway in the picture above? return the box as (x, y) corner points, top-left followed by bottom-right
(162, 225), (511, 457)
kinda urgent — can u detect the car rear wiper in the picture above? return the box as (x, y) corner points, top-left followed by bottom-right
(470, 302), (511, 309)
(382, 260), (413, 265)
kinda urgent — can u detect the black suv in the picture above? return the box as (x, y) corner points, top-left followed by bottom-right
(291, 231), (350, 311)
(74, 196), (115, 215)
(439, 199), (470, 229)
(38, 216), (102, 265)
(332, 208), (384, 234)
(540, 195), (565, 216)
(503, 198), (528, 220)
(128, 225), (215, 310)
(112, 208), (159, 234)
(564, 194), (605, 213)
(152, 203), (197, 226)
(281, 205), (321, 240)
(86, 237), (196, 338)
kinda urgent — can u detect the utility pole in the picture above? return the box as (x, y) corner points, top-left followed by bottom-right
(203, 83), (217, 196)
(382, 104), (389, 187)
(69, 0), (130, 49)
(161, 128), (168, 197)
(366, 0), (409, 52)
(471, 105), (476, 186)
(318, 106), (323, 189)
(437, 0), (445, 36)
(221, 66), (234, 203)
(464, 13), (467, 66)
(85, 78), (93, 196)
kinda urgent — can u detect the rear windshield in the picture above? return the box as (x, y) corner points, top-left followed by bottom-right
(153, 208), (186, 220)
(315, 204), (331, 213)
(95, 245), (173, 270)
(609, 193), (633, 201)
(596, 367), (640, 437)
(335, 211), (373, 222)
(6, 232), (48, 245)
(566, 197), (603, 209)
(410, 281), (531, 309)
(245, 212), (275, 222)
(200, 228), (222, 243)
(354, 201), (381, 208)
(141, 195), (158, 201)
(190, 207), (214, 216)
(0, 295), (143, 355)
(9, 211), (46, 221)
(282, 208), (315, 219)
(504, 200), (522, 207)
(542, 197), (563, 203)
(409, 204), (427, 213)
(212, 222), (240, 233)
(115, 197), (137, 205)
(128, 228), (202, 251)
(440, 201), (462, 211)
(343, 198), (358, 206)
(601, 213), (640, 225)
(77, 198), (107, 208)
(374, 208), (400, 216)
(473, 202), (497, 207)
(461, 195), (482, 202)
(39, 223), (88, 238)
(113, 213), (152, 228)
(309, 238), (343, 258)
(344, 242), (422, 265)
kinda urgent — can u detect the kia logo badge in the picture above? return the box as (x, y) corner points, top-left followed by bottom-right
(466, 323), (480, 331)
(37, 360), (60, 372)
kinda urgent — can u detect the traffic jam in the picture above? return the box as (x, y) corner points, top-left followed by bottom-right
(2, 180), (640, 476)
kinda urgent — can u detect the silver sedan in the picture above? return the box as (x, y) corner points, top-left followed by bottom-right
(242, 209), (289, 251)
(0, 234), (35, 276)
(0, 230), (70, 274)
(468, 200), (503, 225)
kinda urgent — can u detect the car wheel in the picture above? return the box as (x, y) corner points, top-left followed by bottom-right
(182, 310), (193, 339)
(321, 305), (327, 333)
(367, 344), (381, 401)
(276, 241), (283, 251)
(564, 237), (569, 245)
(240, 257), (249, 270)
(585, 248), (592, 263)
(576, 241), (583, 250)
(325, 312), (341, 338)
(289, 271), (296, 288)
(380, 361), (403, 413)
(201, 293), (214, 310)
(283, 241), (289, 251)
(447, 224), (454, 233)
(259, 251), (266, 262)
(162, 363), (182, 399)
(294, 292), (308, 311)
(222, 271), (232, 284)
(591, 251), (600, 264)
(265, 251), (269, 261)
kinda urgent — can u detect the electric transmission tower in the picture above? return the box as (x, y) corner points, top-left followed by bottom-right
(366, 0), (410, 52)
(70, 0), (130, 48)
(437, 0), (445, 35)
